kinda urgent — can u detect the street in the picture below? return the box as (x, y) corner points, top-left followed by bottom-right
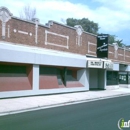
(0, 95), (130, 130)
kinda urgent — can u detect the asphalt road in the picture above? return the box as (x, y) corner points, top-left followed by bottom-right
(0, 95), (130, 130)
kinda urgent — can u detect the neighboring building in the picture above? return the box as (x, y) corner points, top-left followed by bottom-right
(126, 45), (130, 50)
(0, 7), (130, 98)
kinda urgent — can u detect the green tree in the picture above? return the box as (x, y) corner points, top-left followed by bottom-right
(108, 35), (124, 47)
(67, 18), (125, 47)
(66, 18), (99, 35)
(115, 39), (124, 47)
(108, 35), (116, 44)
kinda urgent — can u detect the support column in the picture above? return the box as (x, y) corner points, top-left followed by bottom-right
(32, 64), (39, 91)
(98, 69), (106, 90)
(77, 68), (89, 90)
(104, 70), (107, 89)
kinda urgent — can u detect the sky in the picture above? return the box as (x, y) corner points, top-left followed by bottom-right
(1, 0), (130, 45)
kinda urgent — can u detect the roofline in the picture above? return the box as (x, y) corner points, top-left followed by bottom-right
(109, 44), (130, 51)
(49, 20), (97, 37)
(12, 16), (50, 28)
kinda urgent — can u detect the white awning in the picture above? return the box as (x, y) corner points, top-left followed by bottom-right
(86, 57), (112, 62)
(86, 57), (113, 69)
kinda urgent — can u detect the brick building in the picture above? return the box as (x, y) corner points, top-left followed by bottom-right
(0, 7), (130, 98)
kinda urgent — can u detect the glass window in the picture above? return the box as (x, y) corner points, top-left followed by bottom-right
(107, 71), (118, 85)
(119, 72), (128, 84)
(128, 73), (130, 84)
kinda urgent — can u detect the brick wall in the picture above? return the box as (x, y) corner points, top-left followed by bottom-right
(108, 46), (130, 64)
(0, 63), (32, 92)
(0, 12), (130, 64)
(0, 17), (97, 56)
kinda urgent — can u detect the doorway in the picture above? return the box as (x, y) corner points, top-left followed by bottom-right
(89, 68), (105, 90)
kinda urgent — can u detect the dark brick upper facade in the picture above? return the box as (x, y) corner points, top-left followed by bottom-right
(0, 7), (130, 64)
(0, 18), (97, 55)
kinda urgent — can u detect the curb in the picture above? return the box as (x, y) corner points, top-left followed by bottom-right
(0, 92), (130, 116)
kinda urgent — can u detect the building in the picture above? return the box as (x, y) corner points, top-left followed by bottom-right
(0, 7), (130, 98)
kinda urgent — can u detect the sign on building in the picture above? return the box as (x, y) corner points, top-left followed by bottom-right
(88, 61), (103, 68)
(97, 34), (108, 58)
(104, 61), (113, 70)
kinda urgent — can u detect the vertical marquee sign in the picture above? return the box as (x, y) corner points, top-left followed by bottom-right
(97, 34), (108, 58)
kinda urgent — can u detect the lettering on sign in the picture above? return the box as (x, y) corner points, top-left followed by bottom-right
(88, 61), (103, 68)
(97, 34), (108, 58)
(104, 62), (113, 69)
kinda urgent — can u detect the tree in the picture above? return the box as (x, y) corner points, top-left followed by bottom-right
(108, 35), (116, 44)
(20, 4), (36, 21)
(108, 35), (124, 47)
(66, 18), (125, 47)
(115, 39), (124, 47)
(66, 18), (99, 35)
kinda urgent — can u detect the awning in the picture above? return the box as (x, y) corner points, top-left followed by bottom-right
(86, 57), (113, 69)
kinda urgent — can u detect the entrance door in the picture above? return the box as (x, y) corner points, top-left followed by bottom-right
(89, 68), (105, 90)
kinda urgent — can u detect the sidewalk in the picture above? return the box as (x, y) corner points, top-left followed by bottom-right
(0, 88), (130, 116)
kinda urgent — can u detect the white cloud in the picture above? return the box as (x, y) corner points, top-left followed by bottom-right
(94, 8), (130, 32)
(30, 1), (91, 22)
(32, 0), (130, 33)
(0, 0), (130, 34)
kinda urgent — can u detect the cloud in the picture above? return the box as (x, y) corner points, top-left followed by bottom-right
(94, 0), (130, 11)
(94, 8), (130, 32)
(0, 0), (130, 34)
(30, 1), (91, 23)
(32, 0), (130, 33)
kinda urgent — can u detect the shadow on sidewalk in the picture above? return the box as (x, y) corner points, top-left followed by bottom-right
(89, 88), (105, 91)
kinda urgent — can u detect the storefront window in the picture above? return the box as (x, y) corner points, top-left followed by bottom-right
(128, 73), (130, 84)
(119, 72), (128, 84)
(107, 71), (118, 85)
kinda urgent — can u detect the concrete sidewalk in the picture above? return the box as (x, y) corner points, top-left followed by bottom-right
(0, 88), (130, 116)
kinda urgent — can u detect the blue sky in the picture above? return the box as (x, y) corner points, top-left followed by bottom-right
(1, 0), (130, 45)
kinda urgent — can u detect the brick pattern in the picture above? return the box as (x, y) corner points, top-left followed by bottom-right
(39, 75), (59, 89)
(46, 33), (68, 46)
(0, 63), (32, 91)
(66, 82), (84, 88)
(109, 46), (130, 64)
(0, 17), (130, 63)
(0, 18), (97, 56)
(0, 77), (32, 92)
